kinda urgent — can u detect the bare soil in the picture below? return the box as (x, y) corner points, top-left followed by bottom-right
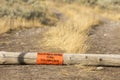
(88, 19), (120, 54)
(0, 19), (120, 80)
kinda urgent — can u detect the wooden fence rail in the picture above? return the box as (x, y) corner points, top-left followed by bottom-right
(0, 51), (120, 66)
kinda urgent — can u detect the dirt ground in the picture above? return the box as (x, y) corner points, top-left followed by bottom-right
(0, 19), (120, 80)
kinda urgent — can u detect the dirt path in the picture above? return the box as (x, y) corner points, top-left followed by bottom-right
(88, 19), (120, 54)
(0, 19), (120, 80)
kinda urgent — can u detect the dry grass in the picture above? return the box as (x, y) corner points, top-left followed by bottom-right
(0, 0), (58, 34)
(102, 11), (120, 21)
(0, 17), (42, 34)
(94, 6), (120, 21)
(42, 4), (100, 53)
(0, 18), (10, 34)
(0, 0), (119, 53)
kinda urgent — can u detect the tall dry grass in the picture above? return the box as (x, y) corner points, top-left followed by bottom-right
(0, 0), (59, 34)
(42, 4), (100, 53)
(94, 6), (120, 21)
(101, 11), (120, 21)
(0, 17), (42, 34)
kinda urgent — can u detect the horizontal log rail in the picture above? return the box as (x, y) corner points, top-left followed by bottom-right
(0, 51), (120, 66)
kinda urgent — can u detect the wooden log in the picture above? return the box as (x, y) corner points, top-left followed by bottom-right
(0, 51), (120, 66)
(63, 54), (120, 66)
(0, 51), (37, 64)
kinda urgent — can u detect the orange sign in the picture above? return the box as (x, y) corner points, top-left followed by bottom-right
(37, 53), (63, 65)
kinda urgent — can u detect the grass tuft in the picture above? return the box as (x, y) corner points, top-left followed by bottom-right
(42, 4), (101, 53)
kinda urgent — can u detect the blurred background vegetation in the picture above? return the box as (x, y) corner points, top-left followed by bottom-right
(0, 0), (119, 22)
(0, 0), (58, 25)
(56, 0), (120, 10)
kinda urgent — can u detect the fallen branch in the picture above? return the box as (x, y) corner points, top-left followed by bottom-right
(0, 51), (120, 66)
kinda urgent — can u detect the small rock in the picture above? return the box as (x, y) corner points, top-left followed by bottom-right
(96, 67), (104, 70)
(104, 34), (107, 36)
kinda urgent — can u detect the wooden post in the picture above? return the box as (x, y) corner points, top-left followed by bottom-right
(0, 51), (120, 66)
(63, 54), (120, 66)
(0, 51), (37, 64)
